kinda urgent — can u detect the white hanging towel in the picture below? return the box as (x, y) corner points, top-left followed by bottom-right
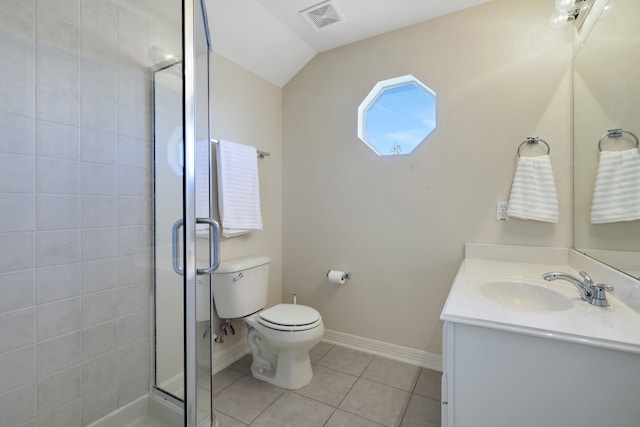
(195, 139), (210, 237)
(216, 140), (263, 237)
(507, 155), (559, 223)
(590, 148), (640, 224)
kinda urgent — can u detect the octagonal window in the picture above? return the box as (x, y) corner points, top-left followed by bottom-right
(358, 75), (436, 156)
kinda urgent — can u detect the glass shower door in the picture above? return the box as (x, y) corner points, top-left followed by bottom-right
(153, 0), (214, 426)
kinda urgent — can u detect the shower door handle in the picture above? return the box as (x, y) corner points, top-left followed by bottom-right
(196, 217), (220, 275)
(172, 218), (184, 275)
(172, 217), (220, 275)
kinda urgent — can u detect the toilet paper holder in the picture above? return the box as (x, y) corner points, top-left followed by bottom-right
(326, 270), (352, 280)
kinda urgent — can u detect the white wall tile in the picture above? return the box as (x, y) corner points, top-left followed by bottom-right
(118, 253), (151, 286)
(36, 230), (80, 267)
(81, 321), (116, 360)
(35, 1), (79, 54)
(0, 113), (34, 156)
(0, 346), (35, 394)
(36, 398), (81, 427)
(0, 153), (34, 193)
(0, 33), (34, 80)
(36, 158), (79, 195)
(36, 47), (79, 92)
(0, 308), (34, 353)
(81, 32), (117, 67)
(81, 0), (117, 65)
(0, 194), (35, 232)
(81, 228), (117, 261)
(118, 197), (150, 226)
(117, 282), (150, 317)
(118, 69), (150, 112)
(0, 384), (35, 427)
(36, 299), (80, 341)
(81, 258), (117, 294)
(81, 95), (117, 133)
(0, 0), (35, 38)
(81, 351), (118, 393)
(0, 73), (35, 117)
(81, 382), (117, 425)
(118, 226), (151, 256)
(117, 311), (149, 347)
(117, 369), (149, 407)
(36, 82), (80, 127)
(0, 232), (35, 273)
(81, 60), (116, 103)
(36, 195), (80, 230)
(36, 365), (81, 415)
(117, 10), (149, 68)
(81, 290), (117, 327)
(36, 263), (80, 305)
(35, 120), (79, 161)
(117, 106), (150, 140)
(0, 270), (34, 314)
(80, 129), (117, 165)
(118, 136), (149, 168)
(81, 197), (117, 227)
(118, 166), (149, 197)
(36, 332), (81, 379)
(117, 339), (149, 377)
(81, 163), (116, 195)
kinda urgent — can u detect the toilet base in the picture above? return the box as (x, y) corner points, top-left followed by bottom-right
(251, 349), (313, 389)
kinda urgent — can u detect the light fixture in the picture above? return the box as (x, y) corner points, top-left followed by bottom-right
(549, 0), (589, 28)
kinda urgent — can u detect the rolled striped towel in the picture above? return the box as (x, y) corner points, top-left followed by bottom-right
(507, 155), (559, 223)
(591, 148), (640, 224)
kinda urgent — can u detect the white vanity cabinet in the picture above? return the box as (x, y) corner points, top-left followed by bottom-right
(441, 321), (640, 427)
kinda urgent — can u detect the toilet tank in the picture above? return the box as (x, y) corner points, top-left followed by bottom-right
(211, 256), (270, 319)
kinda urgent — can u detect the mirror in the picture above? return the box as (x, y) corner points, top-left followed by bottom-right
(574, 0), (640, 279)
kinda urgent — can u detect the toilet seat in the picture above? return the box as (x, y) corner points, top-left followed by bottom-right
(257, 304), (322, 332)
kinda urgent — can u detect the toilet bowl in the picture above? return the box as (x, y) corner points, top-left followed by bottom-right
(245, 303), (324, 389)
(211, 256), (324, 389)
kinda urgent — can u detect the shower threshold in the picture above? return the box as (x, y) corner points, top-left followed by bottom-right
(87, 392), (182, 427)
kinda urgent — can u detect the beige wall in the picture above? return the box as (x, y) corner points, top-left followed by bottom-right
(282, 0), (573, 354)
(205, 53), (283, 352)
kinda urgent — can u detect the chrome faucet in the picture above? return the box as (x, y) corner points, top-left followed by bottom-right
(542, 271), (614, 307)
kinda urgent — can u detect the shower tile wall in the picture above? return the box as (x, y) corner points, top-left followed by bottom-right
(0, 1), (159, 426)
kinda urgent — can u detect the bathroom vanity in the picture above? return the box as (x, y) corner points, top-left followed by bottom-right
(440, 244), (640, 427)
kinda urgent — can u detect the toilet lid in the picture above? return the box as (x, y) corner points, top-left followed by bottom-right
(258, 304), (321, 331)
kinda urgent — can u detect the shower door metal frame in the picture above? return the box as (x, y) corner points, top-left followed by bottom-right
(183, 0), (213, 425)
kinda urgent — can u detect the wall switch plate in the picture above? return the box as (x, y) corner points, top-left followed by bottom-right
(496, 202), (509, 221)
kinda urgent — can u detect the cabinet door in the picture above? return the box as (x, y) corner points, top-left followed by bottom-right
(441, 321), (454, 427)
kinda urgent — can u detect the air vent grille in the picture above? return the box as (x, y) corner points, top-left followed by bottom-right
(301, 1), (344, 30)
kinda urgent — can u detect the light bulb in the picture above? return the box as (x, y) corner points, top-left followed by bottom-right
(555, 0), (576, 12)
(549, 10), (569, 28)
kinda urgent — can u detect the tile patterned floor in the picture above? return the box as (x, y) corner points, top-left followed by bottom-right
(208, 343), (442, 427)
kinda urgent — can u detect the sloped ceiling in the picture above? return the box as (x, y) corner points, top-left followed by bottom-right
(205, 0), (492, 87)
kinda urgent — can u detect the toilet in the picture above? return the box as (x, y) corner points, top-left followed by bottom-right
(211, 256), (324, 389)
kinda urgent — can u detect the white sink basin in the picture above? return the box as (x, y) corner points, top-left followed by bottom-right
(480, 281), (574, 311)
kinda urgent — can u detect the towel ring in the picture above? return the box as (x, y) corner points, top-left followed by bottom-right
(517, 137), (550, 157)
(597, 129), (639, 152)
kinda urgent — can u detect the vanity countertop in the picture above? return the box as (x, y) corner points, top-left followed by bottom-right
(441, 244), (640, 354)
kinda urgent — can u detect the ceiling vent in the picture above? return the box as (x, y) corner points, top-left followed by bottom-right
(300, 0), (344, 30)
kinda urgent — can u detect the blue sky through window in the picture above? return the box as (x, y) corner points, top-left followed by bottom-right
(364, 82), (436, 155)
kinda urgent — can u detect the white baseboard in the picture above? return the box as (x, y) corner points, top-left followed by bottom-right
(212, 339), (251, 374)
(207, 329), (442, 374)
(322, 329), (443, 372)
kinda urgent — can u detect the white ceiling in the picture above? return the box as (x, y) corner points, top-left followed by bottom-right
(205, 0), (492, 87)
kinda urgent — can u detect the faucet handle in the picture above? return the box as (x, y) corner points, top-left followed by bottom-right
(589, 283), (614, 307)
(579, 271), (593, 285)
(593, 283), (614, 292)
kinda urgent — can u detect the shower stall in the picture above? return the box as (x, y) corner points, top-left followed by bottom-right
(0, 0), (216, 426)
